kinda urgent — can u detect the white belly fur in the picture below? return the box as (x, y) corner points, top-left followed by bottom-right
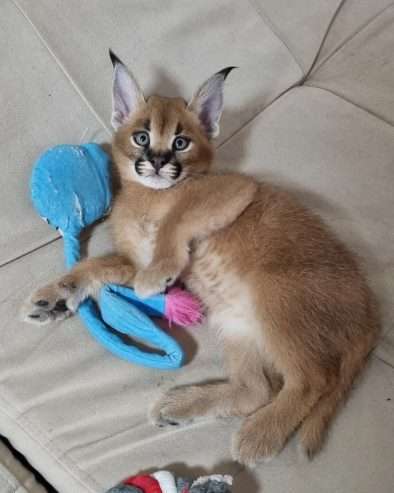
(187, 244), (261, 342)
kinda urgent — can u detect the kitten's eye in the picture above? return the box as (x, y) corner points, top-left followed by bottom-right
(173, 136), (190, 151)
(133, 131), (150, 147)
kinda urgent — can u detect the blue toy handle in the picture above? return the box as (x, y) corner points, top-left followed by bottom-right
(64, 234), (81, 270)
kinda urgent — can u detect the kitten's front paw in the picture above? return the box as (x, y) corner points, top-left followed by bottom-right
(22, 275), (86, 325)
(134, 259), (181, 299)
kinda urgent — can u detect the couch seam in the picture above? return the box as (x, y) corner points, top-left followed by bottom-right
(310, 1), (394, 76)
(304, 84), (394, 129)
(373, 353), (394, 371)
(11, 0), (112, 138)
(218, 0), (348, 150)
(217, 80), (301, 150)
(247, 0), (306, 75)
(219, 81), (394, 157)
(301, 0), (348, 81)
(0, 237), (61, 271)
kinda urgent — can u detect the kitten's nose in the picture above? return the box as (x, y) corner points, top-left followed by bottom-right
(151, 155), (167, 172)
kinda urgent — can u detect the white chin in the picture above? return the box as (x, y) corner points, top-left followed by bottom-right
(135, 174), (174, 190)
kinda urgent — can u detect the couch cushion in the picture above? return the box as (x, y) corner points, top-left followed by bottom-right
(0, 0), (108, 266)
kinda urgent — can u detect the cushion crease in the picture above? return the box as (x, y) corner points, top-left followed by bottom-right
(310, 1), (394, 75)
(303, 83), (394, 128)
(11, 0), (112, 136)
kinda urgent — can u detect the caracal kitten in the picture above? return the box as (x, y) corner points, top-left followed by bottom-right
(24, 51), (380, 465)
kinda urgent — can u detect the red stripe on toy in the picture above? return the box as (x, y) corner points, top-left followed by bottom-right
(124, 475), (162, 493)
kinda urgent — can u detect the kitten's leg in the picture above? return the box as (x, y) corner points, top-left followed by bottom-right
(150, 340), (272, 426)
(232, 374), (325, 465)
(23, 255), (135, 324)
(134, 175), (257, 298)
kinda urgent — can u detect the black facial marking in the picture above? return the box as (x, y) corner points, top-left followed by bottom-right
(143, 119), (151, 131)
(137, 146), (183, 180)
(152, 150), (173, 172)
(161, 150), (173, 163)
(135, 157), (144, 175)
(144, 149), (173, 169)
(170, 162), (182, 180)
(144, 147), (153, 161)
(175, 123), (183, 135)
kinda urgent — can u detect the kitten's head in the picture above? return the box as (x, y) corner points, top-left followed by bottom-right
(110, 50), (235, 189)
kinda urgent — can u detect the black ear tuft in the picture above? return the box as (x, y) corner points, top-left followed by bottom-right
(109, 49), (124, 67)
(216, 66), (238, 80)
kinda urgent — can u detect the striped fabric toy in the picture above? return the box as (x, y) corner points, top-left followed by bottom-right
(106, 471), (233, 493)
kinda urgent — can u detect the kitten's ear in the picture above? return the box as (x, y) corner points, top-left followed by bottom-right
(188, 67), (236, 139)
(109, 49), (145, 130)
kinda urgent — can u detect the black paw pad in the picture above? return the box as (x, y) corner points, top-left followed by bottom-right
(54, 299), (68, 312)
(35, 300), (49, 307)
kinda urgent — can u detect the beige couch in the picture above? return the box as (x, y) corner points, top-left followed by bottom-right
(1, 1), (393, 492)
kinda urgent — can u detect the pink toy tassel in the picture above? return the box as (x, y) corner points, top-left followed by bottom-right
(164, 287), (203, 327)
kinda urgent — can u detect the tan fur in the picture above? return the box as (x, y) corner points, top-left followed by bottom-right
(24, 77), (380, 465)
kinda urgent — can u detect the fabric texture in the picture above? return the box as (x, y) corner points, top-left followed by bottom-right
(0, 1), (393, 492)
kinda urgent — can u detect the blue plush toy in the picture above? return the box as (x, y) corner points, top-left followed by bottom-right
(30, 144), (202, 369)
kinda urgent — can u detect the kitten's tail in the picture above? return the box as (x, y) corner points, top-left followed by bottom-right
(299, 347), (373, 458)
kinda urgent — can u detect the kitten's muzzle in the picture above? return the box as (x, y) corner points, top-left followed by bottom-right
(150, 155), (168, 173)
